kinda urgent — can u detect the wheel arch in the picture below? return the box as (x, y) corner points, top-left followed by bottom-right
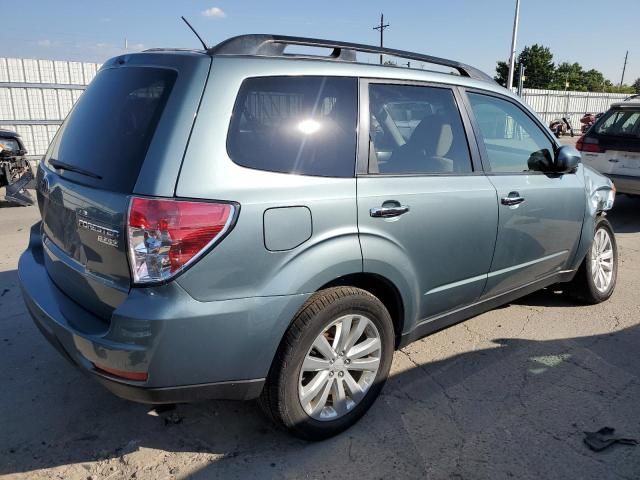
(319, 273), (405, 348)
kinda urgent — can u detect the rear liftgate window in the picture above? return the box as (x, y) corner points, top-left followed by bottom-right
(596, 110), (640, 138)
(47, 67), (177, 192)
(227, 76), (358, 177)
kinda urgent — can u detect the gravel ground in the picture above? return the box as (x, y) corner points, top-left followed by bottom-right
(1, 183), (639, 479)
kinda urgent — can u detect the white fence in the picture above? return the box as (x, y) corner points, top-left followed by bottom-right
(0, 57), (101, 156)
(518, 88), (630, 131)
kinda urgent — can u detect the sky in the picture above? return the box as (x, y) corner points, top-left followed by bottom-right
(1, 0), (638, 85)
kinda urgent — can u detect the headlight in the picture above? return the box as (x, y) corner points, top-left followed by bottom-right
(604, 186), (616, 211)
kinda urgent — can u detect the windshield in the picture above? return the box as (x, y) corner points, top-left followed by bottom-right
(46, 66), (177, 192)
(596, 110), (640, 138)
(0, 137), (20, 153)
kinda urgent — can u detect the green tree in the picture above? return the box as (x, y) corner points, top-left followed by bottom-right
(518, 44), (555, 89)
(549, 64), (608, 92)
(582, 69), (607, 92)
(633, 78), (640, 94)
(607, 84), (636, 94)
(494, 44), (554, 89)
(494, 60), (520, 87)
(550, 62), (584, 90)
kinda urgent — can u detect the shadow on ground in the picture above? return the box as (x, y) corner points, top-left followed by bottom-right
(1, 262), (638, 479)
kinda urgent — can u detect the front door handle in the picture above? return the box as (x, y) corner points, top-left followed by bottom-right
(370, 201), (410, 218)
(501, 192), (525, 207)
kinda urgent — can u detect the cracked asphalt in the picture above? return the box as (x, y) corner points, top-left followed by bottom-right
(1, 192), (640, 479)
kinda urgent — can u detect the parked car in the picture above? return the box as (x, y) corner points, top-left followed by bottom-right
(19, 34), (617, 440)
(577, 100), (640, 195)
(0, 129), (35, 206)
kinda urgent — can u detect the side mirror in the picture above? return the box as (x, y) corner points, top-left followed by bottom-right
(527, 149), (554, 172)
(554, 145), (581, 173)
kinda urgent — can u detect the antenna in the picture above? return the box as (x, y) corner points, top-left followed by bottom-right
(181, 16), (209, 50)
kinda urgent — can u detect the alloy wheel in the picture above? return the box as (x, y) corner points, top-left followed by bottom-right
(591, 227), (614, 293)
(298, 314), (382, 421)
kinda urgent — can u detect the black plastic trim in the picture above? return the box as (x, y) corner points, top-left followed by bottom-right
(208, 34), (494, 83)
(95, 375), (265, 404)
(398, 269), (576, 348)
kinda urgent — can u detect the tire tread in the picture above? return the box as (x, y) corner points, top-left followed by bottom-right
(259, 286), (387, 439)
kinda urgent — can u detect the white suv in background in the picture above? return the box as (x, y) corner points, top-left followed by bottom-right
(578, 101), (640, 195)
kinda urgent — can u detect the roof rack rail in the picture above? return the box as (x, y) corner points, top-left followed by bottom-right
(208, 34), (494, 83)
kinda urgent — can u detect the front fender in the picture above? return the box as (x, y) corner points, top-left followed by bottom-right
(570, 165), (615, 270)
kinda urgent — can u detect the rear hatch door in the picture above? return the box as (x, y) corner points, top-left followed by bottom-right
(37, 52), (210, 322)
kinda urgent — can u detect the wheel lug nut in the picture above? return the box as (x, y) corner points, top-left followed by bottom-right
(338, 371), (344, 377)
(329, 360), (334, 365)
(329, 372), (334, 377)
(345, 359), (351, 364)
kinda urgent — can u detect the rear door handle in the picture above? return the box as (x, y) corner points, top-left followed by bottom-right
(501, 193), (525, 207)
(370, 203), (410, 218)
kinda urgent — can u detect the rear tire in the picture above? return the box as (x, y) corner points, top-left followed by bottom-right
(259, 287), (394, 441)
(566, 216), (617, 304)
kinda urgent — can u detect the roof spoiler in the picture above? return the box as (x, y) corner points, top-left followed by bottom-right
(208, 34), (494, 83)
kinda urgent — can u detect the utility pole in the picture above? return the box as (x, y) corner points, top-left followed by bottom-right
(517, 63), (525, 96)
(373, 13), (389, 65)
(507, 0), (521, 90)
(620, 50), (629, 87)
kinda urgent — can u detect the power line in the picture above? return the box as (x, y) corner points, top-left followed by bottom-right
(373, 13), (389, 65)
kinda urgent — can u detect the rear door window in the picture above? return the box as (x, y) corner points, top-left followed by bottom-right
(368, 84), (472, 174)
(227, 76), (358, 177)
(47, 67), (177, 192)
(596, 110), (640, 138)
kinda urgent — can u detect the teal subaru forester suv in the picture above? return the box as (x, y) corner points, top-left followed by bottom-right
(19, 35), (617, 440)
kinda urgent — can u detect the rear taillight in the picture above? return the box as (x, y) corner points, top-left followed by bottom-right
(127, 197), (235, 284)
(576, 135), (605, 153)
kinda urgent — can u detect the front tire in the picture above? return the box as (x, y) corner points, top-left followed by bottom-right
(567, 216), (617, 304)
(260, 287), (394, 441)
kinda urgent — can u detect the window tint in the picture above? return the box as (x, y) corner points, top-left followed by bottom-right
(596, 110), (640, 137)
(368, 84), (472, 174)
(47, 67), (176, 192)
(227, 76), (357, 177)
(0, 137), (20, 152)
(468, 93), (554, 173)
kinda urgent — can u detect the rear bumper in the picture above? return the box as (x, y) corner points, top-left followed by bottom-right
(19, 223), (309, 404)
(28, 308), (264, 403)
(607, 174), (640, 195)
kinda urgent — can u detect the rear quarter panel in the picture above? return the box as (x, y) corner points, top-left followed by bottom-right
(174, 57), (362, 301)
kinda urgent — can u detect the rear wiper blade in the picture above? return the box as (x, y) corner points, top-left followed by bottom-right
(48, 159), (103, 180)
